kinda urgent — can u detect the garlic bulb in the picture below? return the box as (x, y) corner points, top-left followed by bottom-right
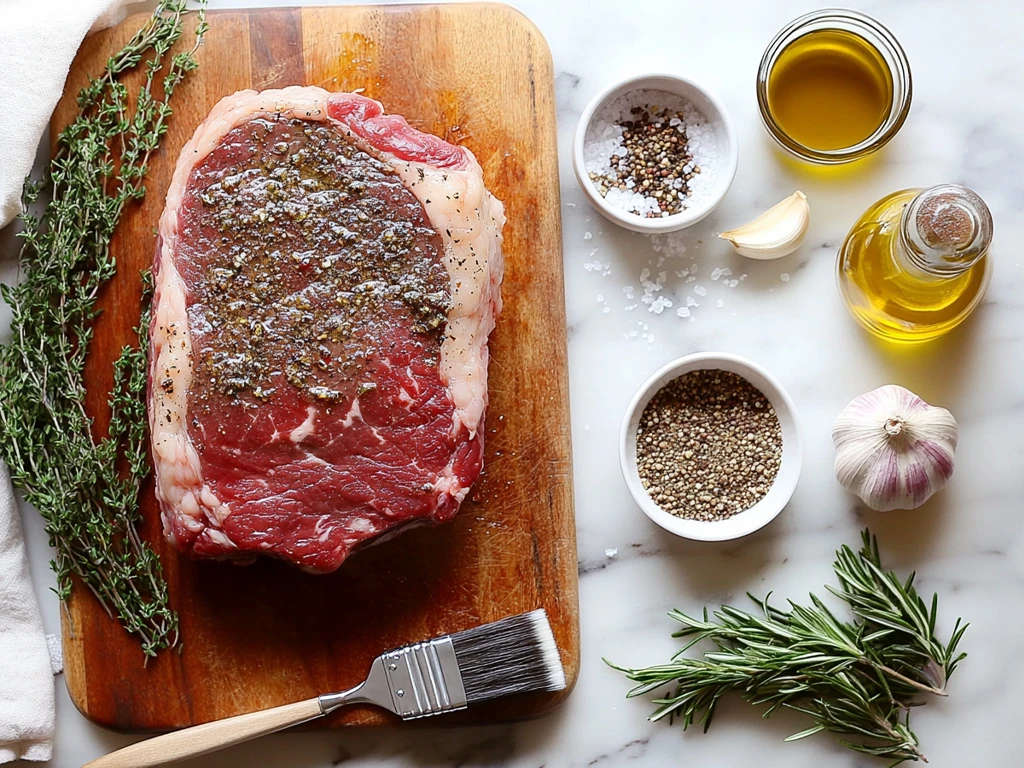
(832, 385), (958, 511)
(718, 191), (810, 260)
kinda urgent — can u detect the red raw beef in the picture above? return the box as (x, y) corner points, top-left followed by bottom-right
(149, 88), (504, 573)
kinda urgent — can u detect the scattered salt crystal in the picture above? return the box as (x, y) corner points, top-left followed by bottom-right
(781, 273), (791, 282)
(584, 424), (590, 431)
(584, 231), (593, 241)
(677, 307), (691, 318)
(694, 284), (707, 297)
(727, 279), (739, 288)
(605, 548), (618, 558)
(721, 268), (732, 277)
(711, 267), (724, 281)
(625, 304), (636, 311)
(686, 275), (696, 284)
(603, 306), (610, 313)
(596, 294), (604, 302)
(623, 286), (635, 298)
(687, 296), (698, 307)
(650, 232), (688, 256)
(650, 296), (672, 314)
(716, 299), (724, 308)
(566, 202), (576, 208)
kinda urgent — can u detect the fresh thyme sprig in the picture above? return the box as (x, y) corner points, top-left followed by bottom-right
(0, 1), (207, 657)
(609, 531), (967, 765)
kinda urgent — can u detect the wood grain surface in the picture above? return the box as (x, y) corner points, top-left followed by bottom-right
(54, 3), (576, 731)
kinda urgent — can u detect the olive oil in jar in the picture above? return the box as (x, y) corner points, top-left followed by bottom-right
(837, 185), (993, 342)
(767, 29), (894, 151)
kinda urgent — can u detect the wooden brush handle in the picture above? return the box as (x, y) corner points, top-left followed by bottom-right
(82, 698), (324, 768)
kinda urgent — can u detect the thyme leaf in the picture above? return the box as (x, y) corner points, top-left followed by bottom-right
(609, 530), (968, 765)
(0, 1), (208, 658)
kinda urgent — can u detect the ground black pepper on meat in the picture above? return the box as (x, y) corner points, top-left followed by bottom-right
(186, 116), (450, 405)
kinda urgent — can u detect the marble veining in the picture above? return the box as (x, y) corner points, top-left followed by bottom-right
(3, 0), (1023, 766)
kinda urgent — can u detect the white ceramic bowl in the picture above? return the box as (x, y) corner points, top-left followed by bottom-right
(573, 73), (738, 234)
(619, 353), (803, 541)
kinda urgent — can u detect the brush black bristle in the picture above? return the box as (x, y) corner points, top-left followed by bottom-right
(449, 609), (567, 704)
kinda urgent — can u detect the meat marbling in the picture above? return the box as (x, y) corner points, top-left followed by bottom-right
(149, 87), (504, 573)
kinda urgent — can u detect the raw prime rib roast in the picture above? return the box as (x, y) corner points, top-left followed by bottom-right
(149, 87), (504, 572)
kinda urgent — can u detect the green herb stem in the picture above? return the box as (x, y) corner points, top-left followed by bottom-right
(609, 530), (966, 766)
(0, 1), (208, 658)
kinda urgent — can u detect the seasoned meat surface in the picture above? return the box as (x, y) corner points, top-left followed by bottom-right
(149, 88), (504, 572)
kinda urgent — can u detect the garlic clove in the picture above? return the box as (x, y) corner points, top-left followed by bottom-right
(719, 191), (810, 260)
(832, 385), (958, 512)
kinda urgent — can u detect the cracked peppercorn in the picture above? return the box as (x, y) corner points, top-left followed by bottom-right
(636, 370), (783, 521)
(587, 104), (701, 217)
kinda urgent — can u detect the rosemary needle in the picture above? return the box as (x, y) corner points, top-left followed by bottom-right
(609, 530), (967, 765)
(0, 1), (208, 658)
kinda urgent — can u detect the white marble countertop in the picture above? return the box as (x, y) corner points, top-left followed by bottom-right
(6, 0), (1024, 765)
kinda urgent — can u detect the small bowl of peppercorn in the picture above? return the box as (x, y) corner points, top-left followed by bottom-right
(620, 352), (803, 541)
(574, 73), (738, 233)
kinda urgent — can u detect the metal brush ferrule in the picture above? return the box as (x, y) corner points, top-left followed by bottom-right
(317, 636), (467, 720)
(382, 637), (468, 718)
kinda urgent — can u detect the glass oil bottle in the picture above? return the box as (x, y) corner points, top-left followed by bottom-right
(837, 184), (993, 342)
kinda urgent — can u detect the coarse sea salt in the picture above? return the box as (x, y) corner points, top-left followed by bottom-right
(583, 88), (721, 219)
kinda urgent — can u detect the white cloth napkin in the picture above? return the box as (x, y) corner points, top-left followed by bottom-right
(0, 0), (130, 226)
(0, 464), (54, 764)
(1, 0), (127, 761)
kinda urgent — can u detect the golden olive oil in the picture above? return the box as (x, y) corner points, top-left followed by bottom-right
(767, 29), (894, 151)
(837, 187), (993, 342)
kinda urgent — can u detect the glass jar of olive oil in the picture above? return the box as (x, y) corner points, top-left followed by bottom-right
(757, 10), (912, 164)
(837, 185), (993, 342)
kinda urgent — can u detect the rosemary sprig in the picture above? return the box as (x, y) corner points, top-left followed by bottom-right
(609, 531), (967, 765)
(0, 1), (207, 657)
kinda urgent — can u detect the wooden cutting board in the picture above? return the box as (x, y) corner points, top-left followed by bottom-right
(55, 3), (576, 731)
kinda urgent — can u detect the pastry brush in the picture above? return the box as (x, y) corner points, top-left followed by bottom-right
(83, 609), (566, 768)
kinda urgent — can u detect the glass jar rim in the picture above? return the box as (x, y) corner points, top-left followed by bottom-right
(756, 8), (913, 165)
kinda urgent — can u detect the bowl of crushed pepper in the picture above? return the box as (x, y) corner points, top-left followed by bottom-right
(619, 353), (803, 541)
